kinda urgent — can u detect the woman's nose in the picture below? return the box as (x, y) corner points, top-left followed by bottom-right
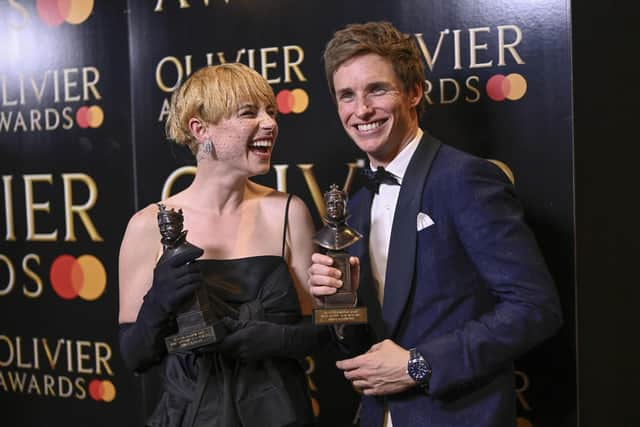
(260, 112), (277, 129)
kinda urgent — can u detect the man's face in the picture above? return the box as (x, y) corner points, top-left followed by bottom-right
(332, 53), (421, 167)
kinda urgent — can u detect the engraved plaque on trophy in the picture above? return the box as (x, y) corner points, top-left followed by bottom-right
(312, 184), (368, 325)
(157, 203), (226, 353)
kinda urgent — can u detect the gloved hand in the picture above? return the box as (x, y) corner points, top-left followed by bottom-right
(218, 317), (329, 362)
(141, 244), (204, 326)
(218, 318), (285, 361)
(119, 244), (203, 373)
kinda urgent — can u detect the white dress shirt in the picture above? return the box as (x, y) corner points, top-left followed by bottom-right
(369, 128), (423, 304)
(368, 128), (423, 427)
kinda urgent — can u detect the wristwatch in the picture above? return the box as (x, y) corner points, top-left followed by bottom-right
(407, 348), (432, 389)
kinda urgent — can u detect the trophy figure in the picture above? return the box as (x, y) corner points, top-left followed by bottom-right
(312, 184), (368, 325)
(157, 203), (226, 352)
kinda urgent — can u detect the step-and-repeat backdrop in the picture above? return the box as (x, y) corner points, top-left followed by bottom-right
(1, 1), (574, 426)
(0, 0), (140, 425)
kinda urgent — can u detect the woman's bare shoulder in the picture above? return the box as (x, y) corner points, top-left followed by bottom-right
(248, 183), (285, 207)
(249, 182), (305, 205)
(120, 203), (170, 257)
(125, 203), (161, 235)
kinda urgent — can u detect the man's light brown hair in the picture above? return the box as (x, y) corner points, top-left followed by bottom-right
(323, 21), (427, 118)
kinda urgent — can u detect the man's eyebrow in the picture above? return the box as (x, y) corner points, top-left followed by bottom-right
(336, 81), (392, 95)
(335, 87), (353, 94)
(365, 81), (391, 89)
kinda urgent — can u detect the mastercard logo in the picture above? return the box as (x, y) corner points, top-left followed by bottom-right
(37, 0), (94, 26)
(276, 89), (309, 114)
(486, 73), (527, 101)
(88, 379), (116, 402)
(76, 105), (104, 128)
(50, 254), (106, 301)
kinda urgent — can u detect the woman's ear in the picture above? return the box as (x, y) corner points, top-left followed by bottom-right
(188, 117), (208, 142)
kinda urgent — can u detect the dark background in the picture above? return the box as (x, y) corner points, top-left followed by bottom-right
(2, 0), (637, 425)
(572, 3), (640, 427)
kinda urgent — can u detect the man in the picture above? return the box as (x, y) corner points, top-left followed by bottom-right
(307, 21), (562, 427)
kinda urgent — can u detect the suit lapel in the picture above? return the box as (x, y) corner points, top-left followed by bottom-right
(382, 133), (441, 337)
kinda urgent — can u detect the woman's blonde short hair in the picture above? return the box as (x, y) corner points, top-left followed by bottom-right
(165, 63), (277, 154)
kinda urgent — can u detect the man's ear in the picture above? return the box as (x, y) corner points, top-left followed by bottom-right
(188, 117), (208, 141)
(409, 83), (423, 108)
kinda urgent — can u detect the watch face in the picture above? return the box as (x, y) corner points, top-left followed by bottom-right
(410, 360), (430, 381)
(408, 350), (431, 384)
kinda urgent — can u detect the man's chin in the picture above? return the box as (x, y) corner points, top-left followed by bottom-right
(356, 141), (387, 159)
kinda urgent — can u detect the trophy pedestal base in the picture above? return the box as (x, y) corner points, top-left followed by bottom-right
(165, 321), (226, 353)
(313, 306), (368, 325)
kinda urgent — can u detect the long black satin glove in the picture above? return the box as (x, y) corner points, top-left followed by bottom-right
(119, 245), (204, 373)
(144, 244), (205, 322)
(218, 317), (330, 362)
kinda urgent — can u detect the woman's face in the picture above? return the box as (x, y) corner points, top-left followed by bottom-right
(206, 100), (278, 176)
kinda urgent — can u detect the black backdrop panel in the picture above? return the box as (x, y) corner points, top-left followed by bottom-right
(0, 1), (574, 425)
(129, 1), (574, 426)
(0, 2), (139, 426)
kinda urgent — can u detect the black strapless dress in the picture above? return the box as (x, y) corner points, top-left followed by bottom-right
(147, 256), (314, 427)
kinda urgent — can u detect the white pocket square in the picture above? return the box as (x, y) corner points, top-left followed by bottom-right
(417, 212), (435, 231)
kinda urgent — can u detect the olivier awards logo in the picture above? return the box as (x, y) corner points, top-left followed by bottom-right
(0, 66), (105, 133)
(1, 2), (103, 133)
(0, 171), (115, 402)
(155, 45), (309, 122)
(0, 173), (106, 301)
(0, 335), (116, 402)
(155, 45), (310, 122)
(414, 25), (529, 104)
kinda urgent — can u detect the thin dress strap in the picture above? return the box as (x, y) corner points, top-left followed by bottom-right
(282, 193), (293, 258)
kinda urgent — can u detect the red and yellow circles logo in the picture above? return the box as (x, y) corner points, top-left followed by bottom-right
(88, 379), (116, 402)
(276, 89), (309, 114)
(76, 105), (104, 128)
(36, 0), (94, 27)
(486, 73), (527, 102)
(50, 254), (106, 301)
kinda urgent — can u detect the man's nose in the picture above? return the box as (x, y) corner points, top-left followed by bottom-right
(355, 96), (373, 116)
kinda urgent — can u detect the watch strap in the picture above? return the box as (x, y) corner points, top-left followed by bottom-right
(408, 347), (432, 389)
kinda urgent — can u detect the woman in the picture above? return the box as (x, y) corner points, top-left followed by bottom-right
(118, 63), (323, 426)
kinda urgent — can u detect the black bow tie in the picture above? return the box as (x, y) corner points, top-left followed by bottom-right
(363, 167), (400, 194)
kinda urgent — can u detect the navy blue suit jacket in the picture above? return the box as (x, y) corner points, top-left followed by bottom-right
(344, 132), (562, 427)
